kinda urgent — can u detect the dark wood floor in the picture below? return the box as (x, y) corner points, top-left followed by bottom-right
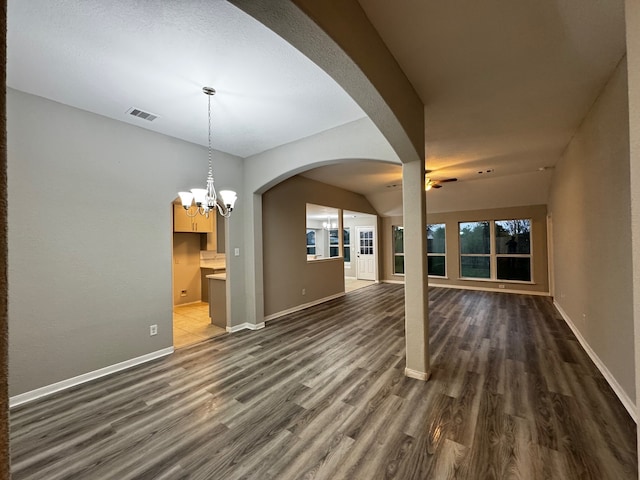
(10, 284), (637, 479)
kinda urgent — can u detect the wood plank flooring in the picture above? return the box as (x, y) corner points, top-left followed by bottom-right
(10, 284), (637, 479)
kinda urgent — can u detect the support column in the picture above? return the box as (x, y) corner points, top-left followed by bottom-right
(242, 193), (265, 329)
(625, 0), (640, 475)
(402, 159), (430, 380)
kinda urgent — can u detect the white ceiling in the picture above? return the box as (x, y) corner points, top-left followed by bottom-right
(357, 0), (626, 181)
(8, 0), (629, 215)
(302, 161), (402, 196)
(7, 0), (366, 158)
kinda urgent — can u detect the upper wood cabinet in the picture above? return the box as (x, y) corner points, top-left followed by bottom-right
(173, 204), (215, 233)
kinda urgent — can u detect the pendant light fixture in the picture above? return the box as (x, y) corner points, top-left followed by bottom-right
(178, 87), (237, 218)
(322, 216), (337, 230)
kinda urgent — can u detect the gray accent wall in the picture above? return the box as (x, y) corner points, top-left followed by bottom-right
(262, 176), (377, 317)
(548, 58), (635, 403)
(7, 89), (242, 396)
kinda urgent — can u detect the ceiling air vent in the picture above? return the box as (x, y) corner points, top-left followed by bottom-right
(126, 107), (159, 122)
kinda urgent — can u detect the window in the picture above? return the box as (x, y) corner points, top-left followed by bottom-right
(459, 221), (491, 278)
(427, 223), (446, 277)
(329, 229), (340, 258)
(392, 226), (404, 275)
(495, 219), (531, 281)
(306, 229), (316, 255)
(459, 219), (532, 282)
(343, 228), (351, 264)
(360, 229), (374, 255)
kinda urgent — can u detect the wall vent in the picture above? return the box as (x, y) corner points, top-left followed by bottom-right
(126, 107), (159, 122)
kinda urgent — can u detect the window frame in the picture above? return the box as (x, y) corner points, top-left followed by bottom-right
(329, 228), (340, 258)
(494, 219), (532, 282)
(459, 221), (491, 279)
(343, 227), (351, 266)
(306, 228), (317, 256)
(458, 218), (533, 283)
(427, 223), (447, 278)
(392, 225), (405, 276)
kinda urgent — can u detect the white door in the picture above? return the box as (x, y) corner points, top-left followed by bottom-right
(356, 226), (376, 280)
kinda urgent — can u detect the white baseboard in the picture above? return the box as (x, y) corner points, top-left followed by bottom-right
(264, 292), (346, 323)
(382, 279), (549, 297)
(226, 322), (265, 333)
(429, 282), (550, 296)
(405, 367), (431, 381)
(554, 301), (637, 422)
(10, 347), (175, 409)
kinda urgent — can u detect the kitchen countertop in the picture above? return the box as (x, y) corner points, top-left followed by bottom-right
(206, 273), (226, 280)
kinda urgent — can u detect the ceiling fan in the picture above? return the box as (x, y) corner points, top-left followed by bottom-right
(425, 170), (458, 191)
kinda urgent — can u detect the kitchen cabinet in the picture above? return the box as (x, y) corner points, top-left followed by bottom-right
(207, 273), (227, 328)
(173, 204), (215, 233)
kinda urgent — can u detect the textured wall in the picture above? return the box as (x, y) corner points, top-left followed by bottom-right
(548, 58), (635, 404)
(7, 89), (242, 396)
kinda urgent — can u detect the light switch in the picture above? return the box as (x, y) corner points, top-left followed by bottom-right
(234, 248), (240, 256)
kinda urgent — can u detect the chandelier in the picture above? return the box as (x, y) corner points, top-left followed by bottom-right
(178, 87), (237, 218)
(322, 216), (338, 230)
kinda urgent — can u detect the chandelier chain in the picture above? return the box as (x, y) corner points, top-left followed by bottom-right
(176, 85), (236, 219)
(208, 93), (213, 178)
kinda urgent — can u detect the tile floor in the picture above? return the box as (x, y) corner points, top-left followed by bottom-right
(344, 278), (375, 293)
(173, 302), (226, 349)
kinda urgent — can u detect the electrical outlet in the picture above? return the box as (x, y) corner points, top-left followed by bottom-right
(234, 248), (240, 257)
(498, 284), (505, 289)
(302, 288), (306, 295)
(150, 324), (158, 336)
(181, 290), (187, 297)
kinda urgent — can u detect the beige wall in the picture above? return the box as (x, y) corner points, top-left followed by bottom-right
(172, 232), (204, 306)
(381, 205), (549, 294)
(262, 175), (377, 317)
(626, 0), (640, 459)
(549, 58), (635, 404)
